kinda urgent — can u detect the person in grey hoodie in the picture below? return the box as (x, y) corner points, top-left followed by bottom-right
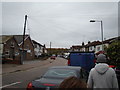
(87, 53), (118, 89)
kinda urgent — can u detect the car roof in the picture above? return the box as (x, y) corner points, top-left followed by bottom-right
(49, 66), (81, 72)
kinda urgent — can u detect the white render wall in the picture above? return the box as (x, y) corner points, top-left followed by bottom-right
(34, 44), (43, 57)
(104, 43), (109, 48)
(81, 47), (85, 51)
(95, 45), (102, 53)
(89, 46), (95, 52)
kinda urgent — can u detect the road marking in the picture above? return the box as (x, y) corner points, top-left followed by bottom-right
(0, 82), (21, 88)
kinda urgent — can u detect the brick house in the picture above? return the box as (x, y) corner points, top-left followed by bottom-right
(14, 35), (35, 60)
(0, 35), (35, 64)
(0, 35), (19, 64)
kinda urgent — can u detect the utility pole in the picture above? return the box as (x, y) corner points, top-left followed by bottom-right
(22, 15), (28, 50)
(20, 15), (27, 65)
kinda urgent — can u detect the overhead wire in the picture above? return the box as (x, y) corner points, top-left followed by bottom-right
(25, 15), (85, 47)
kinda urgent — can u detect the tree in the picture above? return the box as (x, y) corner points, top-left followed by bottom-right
(106, 40), (120, 65)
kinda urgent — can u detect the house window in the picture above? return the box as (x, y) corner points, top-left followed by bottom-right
(15, 51), (19, 56)
(27, 50), (31, 53)
(90, 47), (92, 50)
(97, 47), (100, 51)
(5, 51), (9, 55)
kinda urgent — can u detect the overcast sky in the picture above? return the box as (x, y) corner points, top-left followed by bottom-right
(1, 1), (119, 48)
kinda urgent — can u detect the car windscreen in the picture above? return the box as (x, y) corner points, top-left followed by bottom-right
(43, 69), (78, 78)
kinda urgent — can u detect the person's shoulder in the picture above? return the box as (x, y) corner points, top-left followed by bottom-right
(108, 67), (115, 71)
(108, 67), (116, 73)
(90, 68), (95, 72)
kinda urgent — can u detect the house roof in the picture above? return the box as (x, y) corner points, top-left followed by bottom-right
(71, 45), (83, 49)
(0, 35), (13, 44)
(103, 36), (120, 43)
(103, 37), (116, 44)
(0, 35), (32, 46)
(13, 35), (29, 46)
(86, 41), (102, 47)
(32, 40), (43, 47)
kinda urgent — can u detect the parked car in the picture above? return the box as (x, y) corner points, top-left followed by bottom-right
(27, 66), (86, 89)
(50, 55), (56, 60)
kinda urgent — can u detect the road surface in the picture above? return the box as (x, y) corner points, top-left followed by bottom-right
(2, 57), (67, 89)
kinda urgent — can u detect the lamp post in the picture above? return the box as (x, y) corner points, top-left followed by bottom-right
(90, 20), (104, 51)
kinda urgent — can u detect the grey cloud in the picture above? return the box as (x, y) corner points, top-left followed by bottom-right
(2, 2), (118, 48)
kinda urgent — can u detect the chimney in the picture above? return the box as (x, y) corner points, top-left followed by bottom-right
(82, 42), (84, 46)
(88, 41), (90, 44)
(43, 44), (46, 48)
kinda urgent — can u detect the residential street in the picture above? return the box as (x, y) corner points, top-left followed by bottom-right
(1, 2), (119, 89)
(2, 57), (67, 89)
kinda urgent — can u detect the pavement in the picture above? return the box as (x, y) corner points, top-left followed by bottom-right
(1, 58), (54, 75)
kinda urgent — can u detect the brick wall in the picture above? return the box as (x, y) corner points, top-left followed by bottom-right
(20, 37), (35, 60)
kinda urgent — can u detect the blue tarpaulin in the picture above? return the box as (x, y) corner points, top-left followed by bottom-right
(70, 52), (95, 71)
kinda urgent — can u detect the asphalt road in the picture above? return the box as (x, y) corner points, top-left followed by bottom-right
(2, 57), (67, 89)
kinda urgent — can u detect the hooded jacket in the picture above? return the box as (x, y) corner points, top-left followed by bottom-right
(87, 63), (118, 88)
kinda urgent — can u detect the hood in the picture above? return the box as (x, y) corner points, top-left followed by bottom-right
(95, 63), (109, 74)
(96, 54), (107, 63)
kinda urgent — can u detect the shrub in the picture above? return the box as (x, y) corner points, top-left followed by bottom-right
(106, 41), (120, 65)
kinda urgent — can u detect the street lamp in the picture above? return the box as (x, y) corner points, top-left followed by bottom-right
(90, 20), (104, 51)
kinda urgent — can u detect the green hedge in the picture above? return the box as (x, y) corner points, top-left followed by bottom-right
(106, 41), (120, 65)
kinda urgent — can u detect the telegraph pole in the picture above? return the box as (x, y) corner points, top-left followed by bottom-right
(20, 15), (27, 65)
(22, 15), (28, 50)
